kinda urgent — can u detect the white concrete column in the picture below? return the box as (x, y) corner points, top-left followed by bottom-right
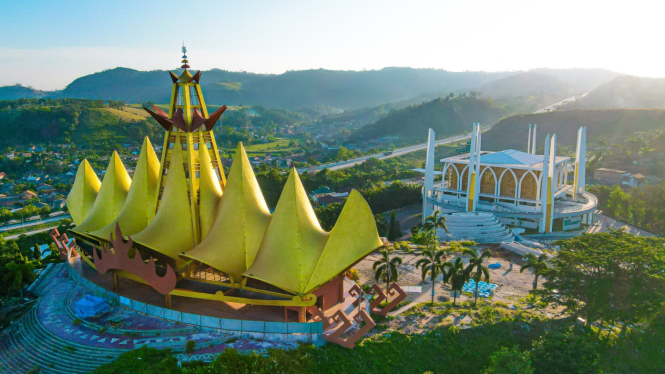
(423, 128), (436, 224)
(473, 127), (482, 209)
(547, 134), (557, 232)
(466, 123), (478, 212)
(531, 124), (537, 154)
(527, 124), (532, 153)
(539, 134), (551, 233)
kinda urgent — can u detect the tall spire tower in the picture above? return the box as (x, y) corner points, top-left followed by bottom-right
(142, 47), (227, 246)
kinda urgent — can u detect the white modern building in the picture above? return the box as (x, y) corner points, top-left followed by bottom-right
(419, 124), (599, 240)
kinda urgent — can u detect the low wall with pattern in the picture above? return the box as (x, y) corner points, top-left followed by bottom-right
(68, 267), (324, 345)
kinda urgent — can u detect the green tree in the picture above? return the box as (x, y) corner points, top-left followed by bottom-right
(32, 244), (41, 261)
(520, 253), (549, 292)
(542, 231), (665, 333)
(39, 205), (51, 219)
(530, 329), (601, 374)
(3, 261), (35, 299)
(373, 249), (403, 290)
(415, 248), (447, 304)
(483, 346), (534, 374)
(464, 248), (492, 306)
(387, 211), (401, 241)
(336, 146), (349, 161)
(443, 257), (468, 306)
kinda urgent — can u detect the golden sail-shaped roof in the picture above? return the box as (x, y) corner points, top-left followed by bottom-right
(72, 151), (131, 234)
(198, 137), (223, 239)
(303, 190), (383, 292)
(243, 168), (329, 294)
(67, 159), (101, 225)
(181, 143), (271, 282)
(88, 138), (160, 240)
(243, 171), (383, 295)
(131, 133), (196, 260)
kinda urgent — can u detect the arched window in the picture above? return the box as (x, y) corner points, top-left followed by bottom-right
(461, 166), (469, 191)
(499, 170), (517, 198)
(480, 167), (496, 195)
(520, 172), (538, 200)
(446, 165), (459, 190)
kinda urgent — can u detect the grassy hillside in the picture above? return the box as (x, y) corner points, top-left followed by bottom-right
(565, 75), (665, 109)
(352, 95), (507, 144)
(0, 99), (162, 148)
(482, 109), (665, 150)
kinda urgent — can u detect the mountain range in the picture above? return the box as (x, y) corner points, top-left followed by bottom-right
(1, 67), (619, 110)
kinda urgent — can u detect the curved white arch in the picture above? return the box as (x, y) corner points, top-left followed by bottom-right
(519, 170), (539, 200)
(498, 168), (518, 198)
(479, 166), (498, 195)
(460, 165), (470, 191)
(444, 163), (461, 190)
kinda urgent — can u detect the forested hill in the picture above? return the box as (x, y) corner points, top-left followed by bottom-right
(564, 75), (665, 109)
(477, 72), (576, 99)
(351, 95), (506, 144)
(0, 84), (50, 100)
(12, 67), (515, 110)
(481, 109), (665, 150)
(2, 67), (620, 111)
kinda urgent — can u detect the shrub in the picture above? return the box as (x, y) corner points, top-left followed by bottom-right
(483, 346), (534, 374)
(530, 329), (601, 374)
(185, 340), (196, 354)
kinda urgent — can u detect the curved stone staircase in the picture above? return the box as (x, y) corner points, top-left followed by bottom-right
(437, 212), (515, 244)
(0, 304), (126, 374)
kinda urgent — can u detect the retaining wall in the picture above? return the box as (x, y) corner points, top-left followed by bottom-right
(68, 267), (324, 345)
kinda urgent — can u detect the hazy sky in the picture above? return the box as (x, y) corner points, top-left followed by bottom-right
(1, 0), (661, 90)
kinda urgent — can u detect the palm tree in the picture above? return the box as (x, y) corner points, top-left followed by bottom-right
(464, 248), (492, 306)
(424, 210), (449, 233)
(520, 253), (549, 292)
(3, 261), (35, 300)
(443, 257), (467, 306)
(373, 249), (403, 290)
(415, 249), (447, 304)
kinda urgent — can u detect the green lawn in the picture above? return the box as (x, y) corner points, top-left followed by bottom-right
(224, 138), (298, 156)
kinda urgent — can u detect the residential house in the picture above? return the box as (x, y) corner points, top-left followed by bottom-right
(19, 190), (38, 201)
(0, 195), (20, 207)
(316, 195), (345, 206)
(1, 183), (15, 194)
(36, 184), (56, 194)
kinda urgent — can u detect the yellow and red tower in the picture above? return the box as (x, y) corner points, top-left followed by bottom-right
(143, 46), (227, 245)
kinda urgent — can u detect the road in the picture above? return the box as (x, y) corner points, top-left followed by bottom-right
(0, 213), (71, 233)
(297, 133), (473, 173)
(4, 225), (60, 240)
(534, 93), (587, 114)
(300, 94), (589, 174)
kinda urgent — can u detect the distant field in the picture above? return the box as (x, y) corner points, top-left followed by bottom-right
(121, 106), (151, 118)
(103, 108), (145, 122)
(215, 81), (242, 91)
(224, 138), (297, 156)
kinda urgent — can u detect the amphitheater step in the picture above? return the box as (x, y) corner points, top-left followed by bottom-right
(437, 212), (515, 244)
(0, 305), (125, 374)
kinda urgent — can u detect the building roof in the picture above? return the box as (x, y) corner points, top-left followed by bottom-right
(312, 186), (334, 195)
(317, 195), (345, 205)
(479, 150), (544, 166)
(69, 141), (382, 296)
(595, 167), (628, 174)
(442, 149), (570, 168)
